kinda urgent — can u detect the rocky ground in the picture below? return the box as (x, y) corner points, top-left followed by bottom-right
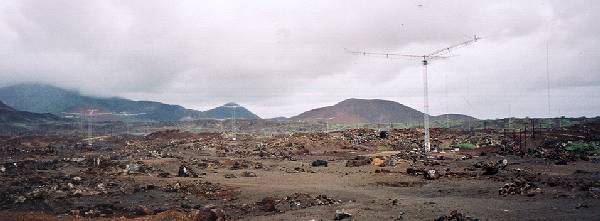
(0, 125), (599, 220)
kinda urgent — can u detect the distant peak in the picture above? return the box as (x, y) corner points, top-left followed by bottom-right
(338, 98), (399, 105)
(223, 102), (240, 107)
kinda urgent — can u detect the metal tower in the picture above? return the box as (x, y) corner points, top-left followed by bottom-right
(347, 35), (480, 152)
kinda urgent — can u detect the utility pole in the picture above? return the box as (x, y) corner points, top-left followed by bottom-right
(348, 35), (480, 153)
(225, 104), (238, 141)
(87, 109), (97, 146)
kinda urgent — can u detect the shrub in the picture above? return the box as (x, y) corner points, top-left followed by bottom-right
(565, 141), (600, 155)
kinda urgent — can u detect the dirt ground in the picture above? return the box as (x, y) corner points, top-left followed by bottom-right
(1, 127), (599, 220)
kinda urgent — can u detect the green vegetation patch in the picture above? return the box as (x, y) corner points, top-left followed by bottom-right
(565, 141), (600, 155)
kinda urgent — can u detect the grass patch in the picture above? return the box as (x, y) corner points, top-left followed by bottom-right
(453, 142), (477, 149)
(565, 141), (600, 155)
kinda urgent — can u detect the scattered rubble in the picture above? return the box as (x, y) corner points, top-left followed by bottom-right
(499, 178), (541, 197)
(1, 122), (599, 220)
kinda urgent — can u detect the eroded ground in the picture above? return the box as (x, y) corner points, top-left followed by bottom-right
(1, 126), (599, 220)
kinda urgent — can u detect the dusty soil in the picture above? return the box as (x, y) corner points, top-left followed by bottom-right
(1, 127), (599, 220)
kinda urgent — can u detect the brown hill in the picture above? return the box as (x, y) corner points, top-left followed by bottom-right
(291, 98), (426, 124)
(291, 98), (476, 124)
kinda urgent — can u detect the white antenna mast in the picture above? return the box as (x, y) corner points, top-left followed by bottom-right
(348, 35), (480, 153)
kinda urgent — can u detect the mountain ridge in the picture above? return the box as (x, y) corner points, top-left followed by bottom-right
(0, 100), (63, 124)
(0, 84), (260, 121)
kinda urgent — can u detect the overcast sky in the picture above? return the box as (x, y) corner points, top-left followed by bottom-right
(1, 0), (599, 119)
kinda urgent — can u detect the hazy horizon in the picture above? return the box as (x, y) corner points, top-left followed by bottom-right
(1, 1), (599, 119)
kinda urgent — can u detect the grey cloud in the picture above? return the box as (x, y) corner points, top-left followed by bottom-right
(0, 0), (599, 118)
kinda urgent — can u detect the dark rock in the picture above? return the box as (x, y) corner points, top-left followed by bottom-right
(482, 167), (499, 175)
(311, 160), (328, 167)
(346, 156), (371, 167)
(555, 160), (568, 165)
(435, 210), (479, 221)
(590, 187), (600, 198)
(375, 169), (391, 173)
(576, 203), (589, 209)
(178, 165), (190, 177)
(130, 205), (153, 216)
(224, 173), (237, 179)
(230, 161), (242, 170)
(379, 131), (389, 139)
(259, 197), (277, 212)
(406, 167), (425, 175)
(193, 208), (219, 221)
(479, 159), (508, 175)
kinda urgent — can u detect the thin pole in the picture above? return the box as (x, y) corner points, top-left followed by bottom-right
(87, 111), (92, 146)
(508, 104), (512, 129)
(423, 58), (431, 152)
(467, 73), (471, 131)
(445, 73), (449, 129)
(231, 106), (237, 140)
(546, 42), (551, 120)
